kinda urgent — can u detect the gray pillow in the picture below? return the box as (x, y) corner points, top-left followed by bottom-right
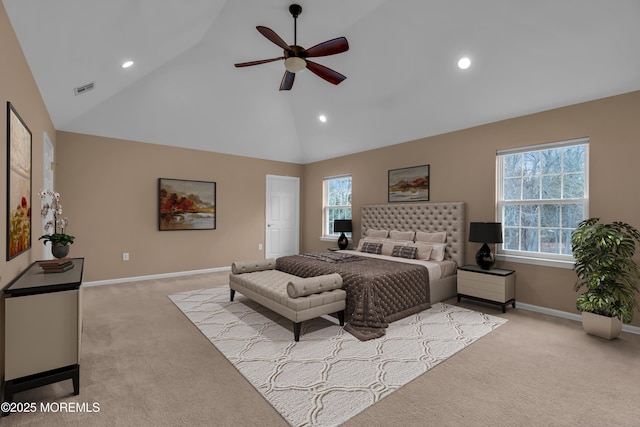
(391, 245), (417, 259)
(360, 242), (382, 254)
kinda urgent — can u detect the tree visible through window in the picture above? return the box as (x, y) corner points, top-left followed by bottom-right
(497, 139), (589, 261)
(324, 175), (352, 237)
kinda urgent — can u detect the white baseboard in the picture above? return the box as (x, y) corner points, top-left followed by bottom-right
(517, 302), (640, 335)
(83, 266), (231, 287)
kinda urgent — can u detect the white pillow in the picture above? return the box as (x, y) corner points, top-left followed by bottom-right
(421, 243), (446, 261)
(405, 242), (434, 261)
(389, 230), (415, 241)
(367, 229), (389, 238)
(415, 231), (447, 243)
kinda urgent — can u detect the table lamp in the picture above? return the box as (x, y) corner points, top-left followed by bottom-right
(334, 220), (352, 250)
(469, 222), (503, 269)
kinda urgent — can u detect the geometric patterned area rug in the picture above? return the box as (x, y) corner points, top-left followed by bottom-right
(169, 287), (507, 427)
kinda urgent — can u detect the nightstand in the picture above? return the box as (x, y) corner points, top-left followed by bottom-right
(3, 258), (84, 410)
(327, 247), (341, 251)
(457, 265), (516, 313)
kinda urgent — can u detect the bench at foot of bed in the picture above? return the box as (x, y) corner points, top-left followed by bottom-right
(229, 259), (346, 341)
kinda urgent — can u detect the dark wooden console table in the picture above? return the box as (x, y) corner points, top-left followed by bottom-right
(2, 258), (84, 415)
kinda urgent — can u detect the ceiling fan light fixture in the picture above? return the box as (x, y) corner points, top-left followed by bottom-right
(284, 57), (307, 73)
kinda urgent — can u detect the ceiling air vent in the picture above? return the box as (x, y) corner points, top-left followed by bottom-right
(74, 82), (95, 96)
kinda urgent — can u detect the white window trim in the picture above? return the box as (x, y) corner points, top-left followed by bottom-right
(496, 137), (589, 268)
(322, 174), (352, 240)
(495, 253), (576, 269)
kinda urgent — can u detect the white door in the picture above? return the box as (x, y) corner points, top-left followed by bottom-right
(265, 175), (299, 259)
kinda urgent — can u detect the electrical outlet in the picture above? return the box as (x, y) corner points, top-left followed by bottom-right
(258, 243), (263, 251)
(123, 252), (129, 261)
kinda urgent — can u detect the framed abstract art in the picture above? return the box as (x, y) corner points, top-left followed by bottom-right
(159, 178), (216, 230)
(388, 164), (430, 202)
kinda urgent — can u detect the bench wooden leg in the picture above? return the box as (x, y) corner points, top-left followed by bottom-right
(293, 322), (301, 341)
(337, 310), (345, 326)
(230, 289), (235, 301)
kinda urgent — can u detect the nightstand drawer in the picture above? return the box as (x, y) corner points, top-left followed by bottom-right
(457, 269), (515, 303)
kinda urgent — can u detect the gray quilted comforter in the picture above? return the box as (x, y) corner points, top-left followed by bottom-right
(276, 252), (430, 340)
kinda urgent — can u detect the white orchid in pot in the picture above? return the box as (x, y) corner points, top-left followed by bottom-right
(38, 189), (75, 258)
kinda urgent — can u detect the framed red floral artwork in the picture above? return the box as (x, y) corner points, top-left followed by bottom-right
(7, 102), (32, 260)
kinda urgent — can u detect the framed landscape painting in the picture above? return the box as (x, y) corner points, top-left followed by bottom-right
(6, 102), (32, 260)
(388, 164), (430, 202)
(159, 178), (216, 231)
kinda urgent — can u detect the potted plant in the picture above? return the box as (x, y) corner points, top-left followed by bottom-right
(38, 189), (75, 258)
(570, 218), (640, 339)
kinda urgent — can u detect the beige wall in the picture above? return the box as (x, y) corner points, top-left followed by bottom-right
(56, 132), (302, 282)
(0, 4), (56, 282)
(302, 90), (640, 327)
(1, 2), (57, 383)
(1, 0), (639, 330)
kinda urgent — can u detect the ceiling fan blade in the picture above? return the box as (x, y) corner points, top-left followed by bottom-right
(306, 37), (349, 57)
(234, 57), (284, 67)
(305, 61), (346, 85)
(257, 26), (291, 51)
(279, 71), (295, 91)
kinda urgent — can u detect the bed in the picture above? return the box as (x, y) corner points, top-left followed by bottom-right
(276, 201), (466, 340)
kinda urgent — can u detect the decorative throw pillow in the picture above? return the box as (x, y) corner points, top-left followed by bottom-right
(415, 231), (447, 243)
(389, 230), (415, 241)
(360, 242), (383, 254)
(367, 229), (389, 238)
(380, 239), (409, 256)
(391, 245), (417, 259)
(357, 237), (384, 251)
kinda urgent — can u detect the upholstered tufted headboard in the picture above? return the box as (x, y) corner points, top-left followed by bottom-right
(360, 202), (466, 266)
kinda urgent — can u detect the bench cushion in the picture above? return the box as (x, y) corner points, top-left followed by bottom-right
(229, 268), (346, 324)
(287, 273), (343, 298)
(231, 259), (276, 274)
(230, 270), (344, 311)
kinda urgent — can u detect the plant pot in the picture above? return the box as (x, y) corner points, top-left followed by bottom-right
(581, 311), (622, 340)
(51, 244), (70, 259)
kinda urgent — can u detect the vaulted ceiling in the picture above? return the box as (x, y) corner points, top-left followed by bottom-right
(4, 0), (640, 164)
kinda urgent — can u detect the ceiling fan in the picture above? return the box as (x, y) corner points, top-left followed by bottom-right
(234, 4), (349, 91)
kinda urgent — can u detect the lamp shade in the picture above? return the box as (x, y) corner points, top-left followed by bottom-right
(334, 219), (353, 233)
(469, 222), (503, 244)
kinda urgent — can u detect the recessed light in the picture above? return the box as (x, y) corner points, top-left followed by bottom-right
(122, 61), (134, 69)
(319, 115), (327, 123)
(458, 57), (471, 70)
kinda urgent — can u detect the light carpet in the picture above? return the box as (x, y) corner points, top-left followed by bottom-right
(169, 287), (507, 427)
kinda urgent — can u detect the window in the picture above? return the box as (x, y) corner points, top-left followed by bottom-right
(496, 138), (589, 267)
(323, 175), (352, 238)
